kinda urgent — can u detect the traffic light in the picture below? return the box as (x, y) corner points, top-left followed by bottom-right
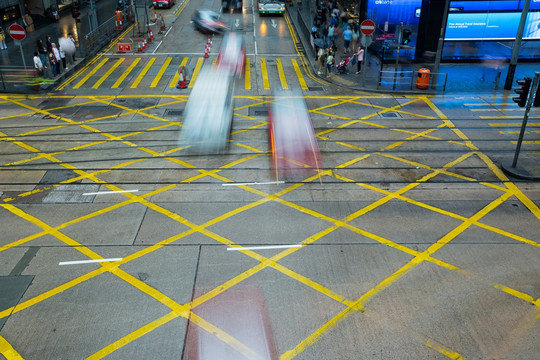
(512, 77), (531, 108)
(402, 29), (411, 45)
(71, 2), (80, 18)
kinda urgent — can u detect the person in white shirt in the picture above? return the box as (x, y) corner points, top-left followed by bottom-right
(33, 51), (45, 76)
(52, 43), (61, 75)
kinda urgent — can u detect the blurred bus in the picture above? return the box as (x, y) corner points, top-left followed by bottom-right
(178, 67), (235, 153)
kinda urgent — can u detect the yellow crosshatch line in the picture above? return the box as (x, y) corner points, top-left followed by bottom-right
(0, 94), (539, 359)
(112, 57), (140, 88)
(130, 57), (155, 88)
(73, 57), (109, 89)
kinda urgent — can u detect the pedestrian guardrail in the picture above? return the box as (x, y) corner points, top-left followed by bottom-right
(82, 5), (135, 57)
(377, 69), (448, 93)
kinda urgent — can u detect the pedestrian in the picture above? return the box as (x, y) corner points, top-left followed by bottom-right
(354, 45), (364, 74)
(33, 51), (45, 77)
(68, 33), (76, 62)
(59, 44), (67, 70)
(36, 40), (48, 73)
(317, 46), (326, 75)
(326, 50), (334, 77)
(343, 25), (352, 53)
(45, 35), (53, 53)
(0, 28), (7, 50)
(52, 43), (61, 75)
(351, 23), (359, 53)
(328, 23), (336, 45)
(48, 50), (57, 77)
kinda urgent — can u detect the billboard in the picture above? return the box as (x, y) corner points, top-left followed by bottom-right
(445, 0), (540, 40)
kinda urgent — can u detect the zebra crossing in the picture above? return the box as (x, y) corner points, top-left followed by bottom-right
(64, 55), (318, 91)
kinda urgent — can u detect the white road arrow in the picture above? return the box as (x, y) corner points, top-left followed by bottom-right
(235, 19), (240, 28)
(271, 19), (277, 28)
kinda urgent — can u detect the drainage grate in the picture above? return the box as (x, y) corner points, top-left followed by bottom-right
(165, 109), (183, 117)
(308, 86), (324, 91)
(380, 112), (399, 118)
(249, 106), (268, 117)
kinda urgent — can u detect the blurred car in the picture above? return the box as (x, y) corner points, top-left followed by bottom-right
(222, 0), (242, 12)
(153, 0), (175, 9)
(192, 9), (228, 34)
(216, 32), (246, 77)
(258, 0), (285, 15)
(268, 92), (323, 180)
(179, 67), (235, 153)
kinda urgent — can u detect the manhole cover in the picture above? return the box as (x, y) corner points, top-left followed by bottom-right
(249, 106), (268, 116)
(165, 109), (183, 116)
(308, 86), (324, 91)
(254, 110), (268, 116)
(380, 112), (399, 118)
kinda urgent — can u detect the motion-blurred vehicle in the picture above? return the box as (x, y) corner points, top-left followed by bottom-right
(258, 0), (285, 15)
(153, 0), (175, 9)
(192, 9), (228, 34)
(222, 0), (242, 12)
(268, 92), (323, 180)
(179, 67), (235, 153)
(216, 32), (246, 77)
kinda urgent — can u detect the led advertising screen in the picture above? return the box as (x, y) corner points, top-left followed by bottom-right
(367, 0), (422, 27)
(445, 0), (540, 40)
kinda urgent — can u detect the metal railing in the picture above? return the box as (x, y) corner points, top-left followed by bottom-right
(377, 69), (448, 93)
(81, 6), (136, 57)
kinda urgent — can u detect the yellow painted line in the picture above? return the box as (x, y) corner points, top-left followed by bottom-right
(489, 122), (540, 127)
(130, 57), (155, 88)
(169, 57), (188, 87)
(0, 334), (24, 359)
(150, 57), (172, 87)
(87, 311), (178, 359)
(260, 58), (270, 89)
(92, 57), (125, 88)
(244, 57), (251, 90)
(73, 58), (109, 89)
(112, 57), (140, 88)
(425, 339), (466, 360)
(188, 57), (204, 88)
(291, 58), (308, 90)
(276, 58), (288, 90)
(494, 285), (539, 308)
(174, 0), (190, 16)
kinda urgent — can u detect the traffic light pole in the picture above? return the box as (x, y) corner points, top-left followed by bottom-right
(510, 72), (539, 168)
(503, 0), (530, 90)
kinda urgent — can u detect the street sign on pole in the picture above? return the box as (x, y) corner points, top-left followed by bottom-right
(8, 24), (26, 41)
(360, 19), (375, 36)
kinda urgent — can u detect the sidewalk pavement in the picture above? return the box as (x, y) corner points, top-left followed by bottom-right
(287, 2), (539, 96)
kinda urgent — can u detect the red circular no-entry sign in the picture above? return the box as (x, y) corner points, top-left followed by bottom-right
(360, 19), (375, 36)
(8, 24), (26, 41)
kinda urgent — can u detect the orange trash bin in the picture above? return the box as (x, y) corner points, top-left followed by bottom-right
(416, 68), (430, 89)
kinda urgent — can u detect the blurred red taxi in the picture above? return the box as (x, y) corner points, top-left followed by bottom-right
(216, 32), (246, 77)
(268, 93), (323, 180)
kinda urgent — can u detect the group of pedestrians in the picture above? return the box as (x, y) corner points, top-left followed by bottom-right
(312, 1), (366, 78)
(33, 33), (76, 79)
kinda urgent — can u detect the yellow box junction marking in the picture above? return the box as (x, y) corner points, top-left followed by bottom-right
(188, 57), (204, 88)
(0, 94), (539, 359)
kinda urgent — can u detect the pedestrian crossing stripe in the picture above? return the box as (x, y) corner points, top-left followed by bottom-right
(112, 58), (140, 88)
(68, 57), (312, 91)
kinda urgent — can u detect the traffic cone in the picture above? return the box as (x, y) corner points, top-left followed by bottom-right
(143, 36), (147, 49)
(137, 39), (142, 53)
(160, 14), (166, 31)
(148, 29), (154, 43)
(176, 68), (187, 89)
(204, 43), (209, 58)
(153, 11), (158, 23)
